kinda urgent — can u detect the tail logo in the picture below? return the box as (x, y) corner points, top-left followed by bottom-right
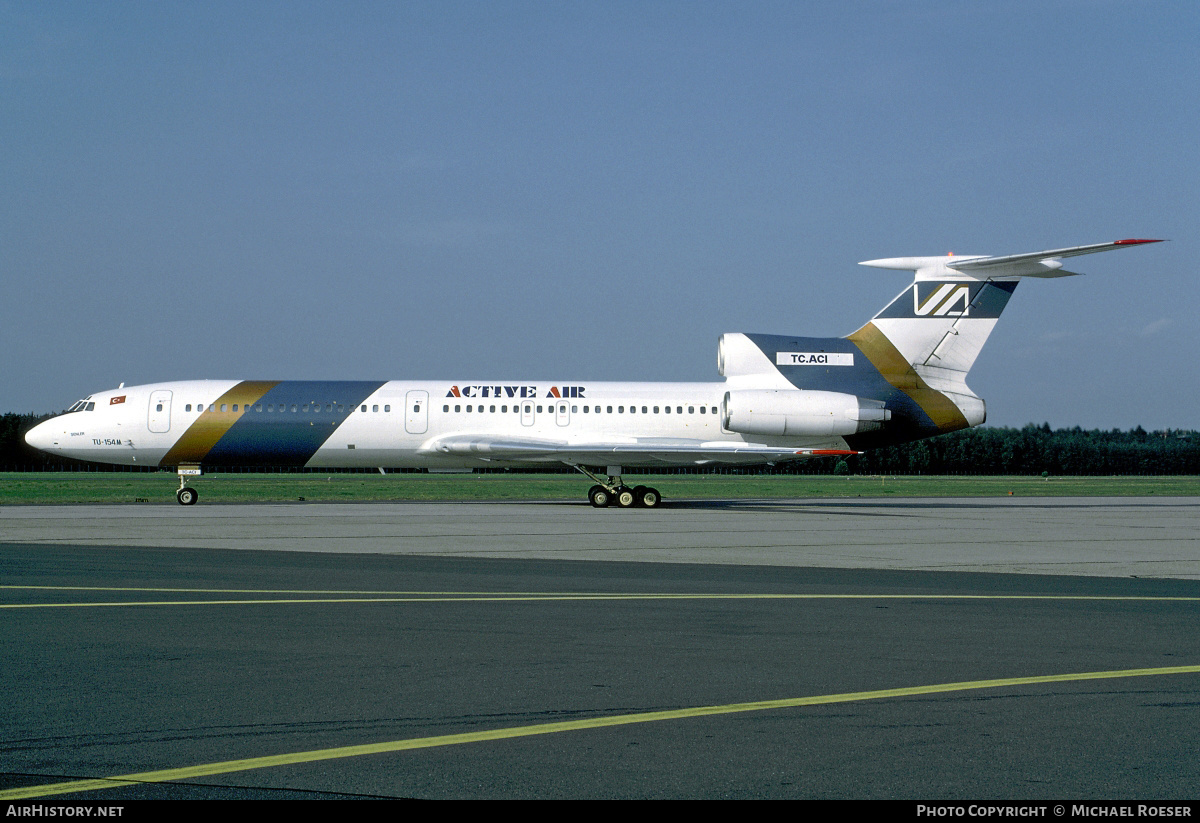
(914, 283), (971, 317)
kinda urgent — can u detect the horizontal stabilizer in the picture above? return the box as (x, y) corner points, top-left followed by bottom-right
(861, 239), (1164, 281)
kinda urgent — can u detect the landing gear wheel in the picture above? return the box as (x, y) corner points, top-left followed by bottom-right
(616, 486), (637, 508)
(588, 485), (611, 508)
(177, 487), (198, 506)
(637, 486), (661, 508)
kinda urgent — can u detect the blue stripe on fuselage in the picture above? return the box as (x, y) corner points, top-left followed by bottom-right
(201, 381), (386, 466)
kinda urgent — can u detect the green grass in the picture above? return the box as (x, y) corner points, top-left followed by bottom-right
(1, 472), (1197, 504)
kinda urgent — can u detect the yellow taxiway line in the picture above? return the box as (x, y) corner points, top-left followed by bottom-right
(3, 665), (1197, 800)
(3, 585), (1199, 609)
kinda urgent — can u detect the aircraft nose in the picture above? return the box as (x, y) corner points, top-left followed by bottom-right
(24, 420), (60, 453)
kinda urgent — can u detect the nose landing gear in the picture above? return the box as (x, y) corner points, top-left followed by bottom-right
(176, 465), (201, 505)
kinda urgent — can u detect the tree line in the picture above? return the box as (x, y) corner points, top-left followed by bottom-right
(838, 423), (1198, 476)
(1, 411), (1196, 475)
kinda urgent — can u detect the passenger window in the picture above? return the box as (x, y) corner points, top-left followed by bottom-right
(373, 405), (379, 412)
(489, 405), (495, 413)
(688, 406), (695, 414)
(384, 405), (391, 412)
(607, 406), (613, 413)
(185, 404), (192, 412)
(455, 405), (461, 412)
(156, 403), (163, 412)
(700, 406), (706, 414)
(653, 406), (659, 414)
(443, 405), (449, 412)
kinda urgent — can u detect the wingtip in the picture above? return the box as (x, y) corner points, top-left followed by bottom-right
(1114, 238), (1166, 245)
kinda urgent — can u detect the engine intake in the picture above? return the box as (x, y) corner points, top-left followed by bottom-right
(722, 390), (890, 437)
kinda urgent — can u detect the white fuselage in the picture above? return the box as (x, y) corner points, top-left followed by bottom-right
(25, 378), (845, 471)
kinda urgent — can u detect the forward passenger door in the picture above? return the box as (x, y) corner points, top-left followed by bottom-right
(148, 390), (172, 433)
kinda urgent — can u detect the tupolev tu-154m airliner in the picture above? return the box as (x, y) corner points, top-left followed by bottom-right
(25, 238), (1162, 507)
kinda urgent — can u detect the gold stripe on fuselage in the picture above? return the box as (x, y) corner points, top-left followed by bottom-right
(160, 381), (280, 466)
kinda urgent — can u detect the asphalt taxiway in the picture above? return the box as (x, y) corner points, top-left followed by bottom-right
(2, 498), (1198, 799)
(2, 496), (1198, 577)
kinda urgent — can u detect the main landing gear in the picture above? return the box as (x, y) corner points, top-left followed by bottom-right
(176, 465), (202, 505)
(571, 465), (662, 509)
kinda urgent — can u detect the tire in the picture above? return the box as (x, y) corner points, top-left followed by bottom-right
(589, 486), (611, 508)
(177, 487), (198, 506)
(638, 487), (661, 508)
(616, 487), (636, 508)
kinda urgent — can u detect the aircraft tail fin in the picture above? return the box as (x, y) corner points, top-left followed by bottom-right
(852, 238), (1164, 386)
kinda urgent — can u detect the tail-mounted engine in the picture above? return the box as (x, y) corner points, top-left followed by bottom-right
(722, 389), (891, 437)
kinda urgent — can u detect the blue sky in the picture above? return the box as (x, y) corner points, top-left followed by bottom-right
(2, 1), (1195, 429)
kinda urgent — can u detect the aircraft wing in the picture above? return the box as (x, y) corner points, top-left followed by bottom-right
(423, 434), (855, 466)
